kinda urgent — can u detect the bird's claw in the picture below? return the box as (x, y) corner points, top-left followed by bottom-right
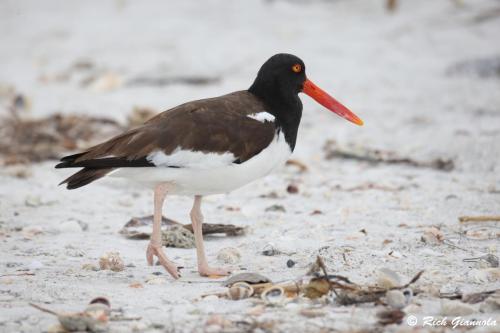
(146, 242), (180, 279)
(198, 265), (231, 277)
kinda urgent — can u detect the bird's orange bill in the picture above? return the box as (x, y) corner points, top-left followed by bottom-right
(302, 79), (363, 126)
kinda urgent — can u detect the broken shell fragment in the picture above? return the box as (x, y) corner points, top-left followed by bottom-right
(262, 243), (281, 256)
(303, 277), (330, 299)
(223, 272), (271, 287)
(227, 282), (254, 300)
(261, 286), (285, 304)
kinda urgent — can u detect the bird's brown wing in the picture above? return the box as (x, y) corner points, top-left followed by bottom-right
(56, 91), (276, 171)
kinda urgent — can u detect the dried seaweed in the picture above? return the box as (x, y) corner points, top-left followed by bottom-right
(0, 107), (124, 164)
(439, 290), (498, 304)
(205, 256), (423, 308)
(323, 140), (454, 171)
(120, 215), (245, 247)
(334, 270), (424, 306)
(127, 76), (220, 87)
(446, 55), (500, 79)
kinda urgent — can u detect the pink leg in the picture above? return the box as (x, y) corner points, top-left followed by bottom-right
(190, 195), (230, 277)
(146, 183), (180, 279)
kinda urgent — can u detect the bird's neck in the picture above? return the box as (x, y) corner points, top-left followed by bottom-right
(248, 84), (302, 151)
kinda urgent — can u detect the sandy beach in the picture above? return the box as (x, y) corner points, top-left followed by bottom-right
(1, 0), (499, 332)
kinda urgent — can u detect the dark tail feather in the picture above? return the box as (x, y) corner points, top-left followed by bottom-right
(59, 168), (113, 190)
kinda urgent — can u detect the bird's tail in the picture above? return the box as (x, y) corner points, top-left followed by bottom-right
(58, 167), (113, 190)
(56, 152), (113, 190)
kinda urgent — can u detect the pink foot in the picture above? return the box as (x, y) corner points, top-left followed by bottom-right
(146, 242), (181, 279)
(198, 265), (231, 277)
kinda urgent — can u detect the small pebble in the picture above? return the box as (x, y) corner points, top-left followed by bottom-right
(286, 184), (299, 194)
(59, 220), (84, 233)
(286, 259), (295, 268)
(265, 204), (286, 213)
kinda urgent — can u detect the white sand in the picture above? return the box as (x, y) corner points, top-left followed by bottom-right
(1, 0), (499, 332)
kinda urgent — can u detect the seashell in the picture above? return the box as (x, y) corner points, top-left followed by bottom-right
(227, 282), (254, 300)
(88, 297), (110, 308)
(385, 290), (406, 309)
(217, 247), (241, 264)
(223, 272), (271, 287)
(421, 227), (444, 244)
(99, 251), (125, 272)
(261, 286), (285, 304)
(232, 282), (254, 295)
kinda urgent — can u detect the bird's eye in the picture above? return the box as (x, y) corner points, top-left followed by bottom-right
(291, 64), (302, 73)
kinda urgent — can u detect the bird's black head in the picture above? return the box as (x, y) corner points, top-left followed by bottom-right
(249, 53), (364, 128)
(249, 53), (306, 101)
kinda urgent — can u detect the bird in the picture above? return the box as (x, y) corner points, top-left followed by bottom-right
(56, 53), (363, 279)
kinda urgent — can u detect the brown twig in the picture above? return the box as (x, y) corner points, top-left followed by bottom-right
(0, 272), (35, 277)
(29, 303), (59, 316)
(323, 140), (454, 171)
(459, 216), (500, 223)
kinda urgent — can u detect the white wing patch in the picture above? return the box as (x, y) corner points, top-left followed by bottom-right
(147, 148), (236, 169)
(247, 112), (275, 123)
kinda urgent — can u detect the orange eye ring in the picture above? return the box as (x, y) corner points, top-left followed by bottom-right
(292, 64), (302, 73)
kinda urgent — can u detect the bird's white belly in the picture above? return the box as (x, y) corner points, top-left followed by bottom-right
(110, 133), (292, 195)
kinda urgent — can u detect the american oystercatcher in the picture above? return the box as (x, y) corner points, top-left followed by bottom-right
(56, 53), (363, 279)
